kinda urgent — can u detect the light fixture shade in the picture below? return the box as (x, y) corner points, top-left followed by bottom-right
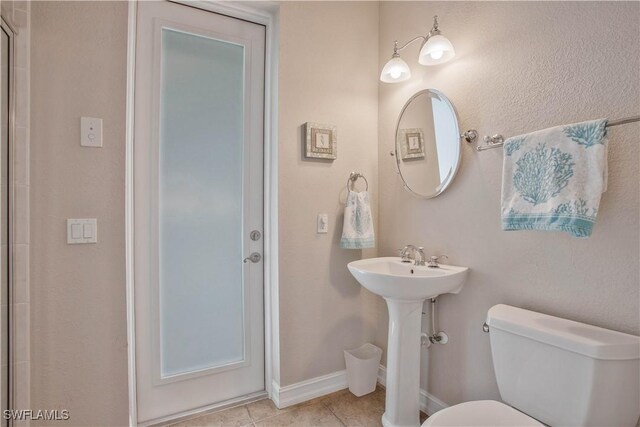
(418, 34), (455, 65)
(380, 56), (411, 83)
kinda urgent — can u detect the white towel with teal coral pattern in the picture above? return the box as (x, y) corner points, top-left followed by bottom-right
(340, 190), (375, 249)
(501, 119), (608, 238)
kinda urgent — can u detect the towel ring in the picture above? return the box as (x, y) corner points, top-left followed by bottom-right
(347, 172), (368, 192)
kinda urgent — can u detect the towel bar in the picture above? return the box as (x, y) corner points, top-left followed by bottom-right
(472, 115), (640, 151)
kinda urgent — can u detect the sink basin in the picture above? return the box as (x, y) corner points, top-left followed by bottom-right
(348, 257), (469, 427)
(348, 257), (468, 300)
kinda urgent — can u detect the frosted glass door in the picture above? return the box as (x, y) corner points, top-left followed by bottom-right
(134, 2), (265, 422)
(159, 28), (245, 378)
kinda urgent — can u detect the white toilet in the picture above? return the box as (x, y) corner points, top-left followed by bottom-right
(423, 304), (640, 427)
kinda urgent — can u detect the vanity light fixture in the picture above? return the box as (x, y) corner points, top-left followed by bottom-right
(380, 15), (455, 83)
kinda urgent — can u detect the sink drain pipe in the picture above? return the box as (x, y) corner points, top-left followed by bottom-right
(421, 298), (448, 348)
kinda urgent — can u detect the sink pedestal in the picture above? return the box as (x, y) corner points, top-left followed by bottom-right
(382, 299), (423, 427)
(347, 257), (469, 427)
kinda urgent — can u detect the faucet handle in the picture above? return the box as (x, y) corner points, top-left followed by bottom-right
(427, 255), (448, 268)
(398, 247), (412, 263)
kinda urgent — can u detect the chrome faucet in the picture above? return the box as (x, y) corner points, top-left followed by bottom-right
(427, 255), (448, 268)
(399, 245), (427, 266)
(399, 245), (416, 263)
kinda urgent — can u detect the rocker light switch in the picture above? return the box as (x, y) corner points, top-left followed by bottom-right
(81, 117), (103, 147)
(317, 214), (329, 234)
(83, 223), (94, 239)
(67, 219), (98, 244)
(71, 224), (82, 239)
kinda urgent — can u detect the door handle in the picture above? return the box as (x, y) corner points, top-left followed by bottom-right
(243, 252), (262, 263)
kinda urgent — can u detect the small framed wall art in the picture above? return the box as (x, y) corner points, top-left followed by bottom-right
(398, 128), (425, 160)
(304, 122), (337, 160)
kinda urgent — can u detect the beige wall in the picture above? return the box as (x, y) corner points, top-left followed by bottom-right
(378, 1), (640, 405)
(30, 2), (129, 425)
(26, 0), (640, 422)
(28, 0), (382, 421)
(1, 0), (32, 418)
(278, 2), (381, 386)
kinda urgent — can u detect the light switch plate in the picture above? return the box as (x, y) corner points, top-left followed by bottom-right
(81, 117), (102, 147)
(67, 219), (98, 244)
(317, 214), (329, 234)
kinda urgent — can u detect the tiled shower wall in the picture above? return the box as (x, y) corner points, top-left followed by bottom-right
(0, 0), (30, 420)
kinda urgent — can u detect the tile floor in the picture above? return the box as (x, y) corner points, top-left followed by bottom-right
(170, 387), (428, 427)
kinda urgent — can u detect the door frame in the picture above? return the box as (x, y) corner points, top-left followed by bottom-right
(124, 1), (280, 425)
(0, 16), (16, 425)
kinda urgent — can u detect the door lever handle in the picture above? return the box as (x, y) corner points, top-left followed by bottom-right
(243, 252), (262, 263)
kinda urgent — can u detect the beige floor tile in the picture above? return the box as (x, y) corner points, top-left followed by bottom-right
(254, 402), (343, 427)
(247, 399), (291, 422)
(323, 388), (385, 426)
(170, 387), (427, 427)
(171, 405), (253, 427)
(304, 395), (333, 407)
(247, 395), (327, 422)
(326, 387), (385, 408)
(323, 387), (427, 427)
(316, 389), (351, 406)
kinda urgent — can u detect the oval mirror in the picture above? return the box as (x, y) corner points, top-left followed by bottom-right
(395, 89), (461, 198)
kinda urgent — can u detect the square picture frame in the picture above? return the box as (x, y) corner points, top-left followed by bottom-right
(398, 128), (425, 160)
(304, 122), (337, 160)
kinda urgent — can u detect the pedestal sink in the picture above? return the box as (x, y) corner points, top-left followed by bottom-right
(347, 257), (469, 427)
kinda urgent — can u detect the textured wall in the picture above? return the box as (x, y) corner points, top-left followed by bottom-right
(28, 0), (382, 418)
(30, 2), (129, 425)
(26, 0), (640, 421)
(1, 0), (31, 418)
(378, 1), (640, 405)
(278, 2), (381, 386)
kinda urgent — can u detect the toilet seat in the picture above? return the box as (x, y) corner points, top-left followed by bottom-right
(421, 400), (544, 426)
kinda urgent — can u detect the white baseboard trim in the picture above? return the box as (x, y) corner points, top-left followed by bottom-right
(420, 389), (448, 417)
(377, 365), (447, 416)
(377, 364), (387, 386)
(271, 370), (348, 409)
(272, 365), (448, 416)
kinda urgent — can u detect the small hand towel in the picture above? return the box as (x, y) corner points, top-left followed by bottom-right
(501, 119), (608, 238)
(340, 190), (375, 249)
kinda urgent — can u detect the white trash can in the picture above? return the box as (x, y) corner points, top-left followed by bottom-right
(344, 343), (382, 397)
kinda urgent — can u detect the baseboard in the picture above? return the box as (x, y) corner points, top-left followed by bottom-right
(377, 364), (387, 387)
(420, 389), (448, 417)
(271, 370), (348, 409)
(377, 365), (448, 416)
(271, 366), (448, 415)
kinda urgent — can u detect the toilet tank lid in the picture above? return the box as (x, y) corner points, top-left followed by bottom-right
(487, 304), (640, 360)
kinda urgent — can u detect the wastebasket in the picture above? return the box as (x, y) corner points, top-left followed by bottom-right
(344, 343), (382, 397)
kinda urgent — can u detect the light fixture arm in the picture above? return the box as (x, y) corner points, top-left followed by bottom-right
(394, 35), (428, 54)
(391, 16), (441, 56)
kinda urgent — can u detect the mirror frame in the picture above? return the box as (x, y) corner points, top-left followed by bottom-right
(394, 89), (462, 199)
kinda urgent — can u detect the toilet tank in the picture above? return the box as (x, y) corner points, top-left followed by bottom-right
(486, 304), (640, 427)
